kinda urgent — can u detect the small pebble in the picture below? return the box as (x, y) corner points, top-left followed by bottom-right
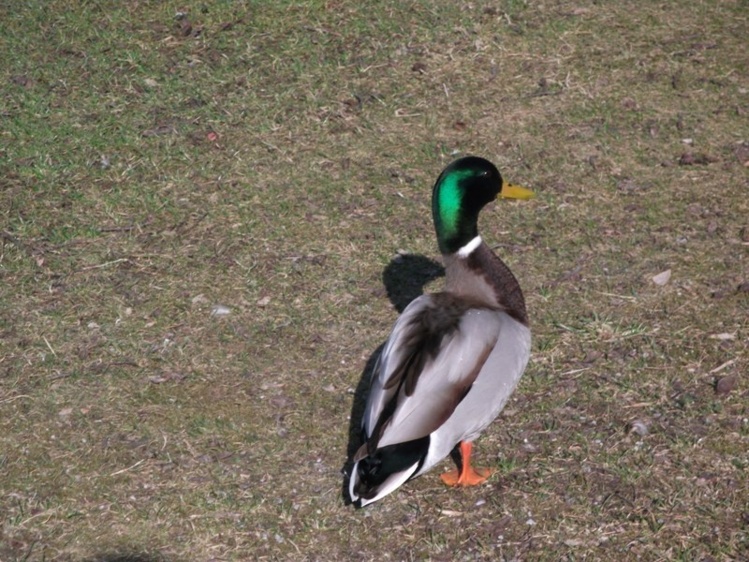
(627, 419), (650, 436)
(211, 304), (231, 316)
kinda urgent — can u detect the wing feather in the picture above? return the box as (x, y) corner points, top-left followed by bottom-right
(361, 293), (502, 452)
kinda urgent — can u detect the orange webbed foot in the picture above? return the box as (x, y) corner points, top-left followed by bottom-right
(440, 466), (493, 487)
(440, 441), (494, 487)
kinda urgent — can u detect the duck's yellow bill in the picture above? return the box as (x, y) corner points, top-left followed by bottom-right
(500, 182), (535, 200)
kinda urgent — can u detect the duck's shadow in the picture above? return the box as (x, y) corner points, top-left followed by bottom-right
(341, 253), (444, 504)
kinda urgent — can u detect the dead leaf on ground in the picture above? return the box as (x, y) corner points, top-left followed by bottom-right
(142, 125), (178, 137)
(11, 75), (33, 88)
(715, 375), (737, 396)
(679, 152), (718, 165)
(652, 269), (672, 286)
(709, 333), (736, 341)
(733, 141), (749, 166)
(148, 372), (187, 384)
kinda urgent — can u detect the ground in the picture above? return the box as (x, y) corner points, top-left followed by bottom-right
(1, 1), (747, 560)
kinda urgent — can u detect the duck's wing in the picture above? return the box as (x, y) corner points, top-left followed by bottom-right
(361, 292), (502, 453)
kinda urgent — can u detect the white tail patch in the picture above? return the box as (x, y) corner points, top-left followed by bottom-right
(350, 460), (420, 507)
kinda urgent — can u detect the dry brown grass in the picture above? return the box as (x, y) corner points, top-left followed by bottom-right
(1, 1), (747, 560)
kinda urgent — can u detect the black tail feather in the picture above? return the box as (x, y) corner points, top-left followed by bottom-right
(352, 436), (430, 501)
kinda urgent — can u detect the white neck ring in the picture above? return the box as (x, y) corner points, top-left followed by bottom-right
(456, 236), (482, 258)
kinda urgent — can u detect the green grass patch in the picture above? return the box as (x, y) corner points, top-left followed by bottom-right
(1, 0), (747, 560)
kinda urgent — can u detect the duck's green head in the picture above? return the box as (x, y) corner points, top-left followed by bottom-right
(432, 156), (533, 255)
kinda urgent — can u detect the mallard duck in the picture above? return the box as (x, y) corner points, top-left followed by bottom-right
(348, 156), (534, 507)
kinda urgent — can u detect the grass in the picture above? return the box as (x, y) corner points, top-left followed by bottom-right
(1, 0), (748, 560)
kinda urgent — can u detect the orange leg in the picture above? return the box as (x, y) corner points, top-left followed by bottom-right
(440, 441), (494, 487)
